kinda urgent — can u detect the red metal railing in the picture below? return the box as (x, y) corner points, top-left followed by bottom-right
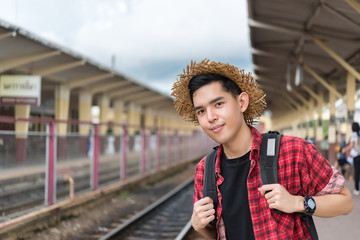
(0, 115), (216, 206)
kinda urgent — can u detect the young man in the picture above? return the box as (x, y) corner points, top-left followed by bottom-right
(171, 59), (353, 239)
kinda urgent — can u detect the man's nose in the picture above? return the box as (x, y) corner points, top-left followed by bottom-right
(207, 109), (217, 122)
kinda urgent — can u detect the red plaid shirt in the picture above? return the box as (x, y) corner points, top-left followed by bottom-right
(193, 126), (345, 240)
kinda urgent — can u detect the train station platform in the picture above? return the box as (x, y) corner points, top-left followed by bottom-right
(315, 180), (359, 239)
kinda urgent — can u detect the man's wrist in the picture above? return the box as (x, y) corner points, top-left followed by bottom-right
(296, 196), (306, 213)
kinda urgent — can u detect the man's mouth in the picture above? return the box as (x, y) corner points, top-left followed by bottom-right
(210, 124), (224, 133)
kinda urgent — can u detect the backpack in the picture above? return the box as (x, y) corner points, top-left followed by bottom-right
(203, 131), (318, 240)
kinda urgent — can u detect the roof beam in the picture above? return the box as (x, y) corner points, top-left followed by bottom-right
(300, 84), (321, 102)
(252, 47), (342, 68)
(290, 89), (309, 106)
(251, 48), (288, 60)
(280, 92), (302, 109)
(142, 100), (173, 109)
(303, 64), (343, 99)
(346, 0), (360, 14)
(0, 31), (14, 41)
(90, 80), (130, 94)
(0, 51), (60, 73)
(252, 64), (278, 72)
(256, 75), (286, 88)
(249, 18), (359, 45)
(279, 96), (298, 111)
(294, 1), (322, 56)
(69, 73), (113, 89)
(323, 3), (360, 29)
(108, 85), (144, 98)
(263, 87), (298, 111)
(306, 2), (323, 30)
(32, 60), (85, 76)
(312, 37), (360, 81)
(120, 91), (156, 102)
(249, 18), (304, 36)
(135, 95), (169, 105)
(250, 79), (300, 110)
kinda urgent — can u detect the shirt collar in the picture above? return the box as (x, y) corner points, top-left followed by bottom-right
(249, 125), (262, 162)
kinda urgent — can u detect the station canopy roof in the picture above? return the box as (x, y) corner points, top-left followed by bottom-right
(248, 0), (360, 119)
(0, 18), (174, 115)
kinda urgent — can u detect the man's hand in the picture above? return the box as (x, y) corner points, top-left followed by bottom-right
(191, 197), (216, 231)
(258, 184), (303, 214)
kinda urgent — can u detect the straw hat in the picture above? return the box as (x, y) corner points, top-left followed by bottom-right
(171, 59), (266, 125)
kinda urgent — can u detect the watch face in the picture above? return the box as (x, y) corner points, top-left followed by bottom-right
(308, 199), (316, 209)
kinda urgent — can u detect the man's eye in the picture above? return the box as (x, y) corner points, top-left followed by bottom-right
(197, 110), (204, 115)
(216, 102), (223, 107)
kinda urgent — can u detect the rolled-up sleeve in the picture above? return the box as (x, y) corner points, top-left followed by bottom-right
(316, 166), (345, 195)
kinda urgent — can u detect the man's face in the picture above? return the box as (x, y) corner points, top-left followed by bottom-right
(192, 81), (245, 145)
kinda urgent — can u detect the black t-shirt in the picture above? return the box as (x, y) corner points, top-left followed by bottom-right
(219, 151), (255, 240)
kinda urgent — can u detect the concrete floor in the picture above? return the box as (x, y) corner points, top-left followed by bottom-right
(315, 181), (359, 240)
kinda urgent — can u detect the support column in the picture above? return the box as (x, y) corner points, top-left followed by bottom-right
(346, 72), (356, 140)
(316, 90), (324, 147)
(165, 116), (173, 165)
(328, 81), (337, 165)
(290, 112), (300, 137)
(127, 103), (141, 151)
(300, 107), (307, 139)
(144, 108), (155, 131)
(114, 100), (125, 152)
(158, 113), (167, 165)
(55, 84), (70, 160)
(308, 98), (315, 141)
(144, 108), (155, 169)
(79, 89), (92, 156)
(15, 104), (30, 164)
(98, 94), (109, 154)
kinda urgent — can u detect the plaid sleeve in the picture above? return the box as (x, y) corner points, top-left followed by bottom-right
(193, 156), (206, 204)
(301, 139), (340, 195)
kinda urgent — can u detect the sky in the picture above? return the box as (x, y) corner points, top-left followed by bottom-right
(0, 0), (252, 95)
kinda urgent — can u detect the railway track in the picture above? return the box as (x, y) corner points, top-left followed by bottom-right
(99, 178), (194, 240)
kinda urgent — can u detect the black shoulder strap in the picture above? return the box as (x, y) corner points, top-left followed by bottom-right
(203, 146), (219, 227)
(203, 146), (219, 208)
(260, 131), (318, 240)
(259, 131), (282, 185)
(300, 214), (318, 240)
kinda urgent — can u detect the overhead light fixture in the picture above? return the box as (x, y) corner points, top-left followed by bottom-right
(295, 64), (303, 86)
(286, 61), (292, 91)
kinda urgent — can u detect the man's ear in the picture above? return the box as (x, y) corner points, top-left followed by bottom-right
(238, 92), (249, 113)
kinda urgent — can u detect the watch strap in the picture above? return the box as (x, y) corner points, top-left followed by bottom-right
(303, 195), (316, 216)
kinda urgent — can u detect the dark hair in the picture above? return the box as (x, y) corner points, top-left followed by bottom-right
(352, 122), (360, 136)
(188, 74), (242, 103)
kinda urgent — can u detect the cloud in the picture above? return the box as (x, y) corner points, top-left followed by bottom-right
(74, 0), (250, 66)
(0, 0), (251, 95)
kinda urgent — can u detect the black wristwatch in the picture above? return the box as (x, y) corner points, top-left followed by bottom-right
(303, 195), (316, 216)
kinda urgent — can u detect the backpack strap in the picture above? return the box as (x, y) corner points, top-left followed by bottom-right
(203, 146), (219, 226)
(300, 214), (318, 240)
(259, 131), (282, 185)
(260, 131), (318, 240)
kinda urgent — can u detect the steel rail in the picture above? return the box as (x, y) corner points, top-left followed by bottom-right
(99, 177), (194, 240)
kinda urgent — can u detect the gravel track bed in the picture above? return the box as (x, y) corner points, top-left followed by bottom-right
(28, 163), (197, 240)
